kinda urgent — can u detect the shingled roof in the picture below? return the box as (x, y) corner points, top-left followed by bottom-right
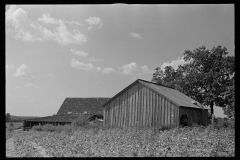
(57, 97), (110, 115)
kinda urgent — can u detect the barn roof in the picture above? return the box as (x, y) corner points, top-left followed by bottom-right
(103, 79), (207, 109)
(23, 114), (83, 123)
(57, 97), (110, 115)
(139, 80), (205, 109)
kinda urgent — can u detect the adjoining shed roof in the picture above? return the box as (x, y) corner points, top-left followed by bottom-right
(57, 97), (110, 115)
(23, 114), (82, 123)
(103, 79), (207, 110)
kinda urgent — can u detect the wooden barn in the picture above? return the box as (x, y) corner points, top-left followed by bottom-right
(23, 97), (110, 130)
(103, 79), (210, 129)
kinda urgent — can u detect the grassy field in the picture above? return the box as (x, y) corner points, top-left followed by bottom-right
(6, 124), (235, 157)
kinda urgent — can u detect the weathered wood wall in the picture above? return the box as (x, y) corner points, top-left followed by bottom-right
(103, 82), (180, 129)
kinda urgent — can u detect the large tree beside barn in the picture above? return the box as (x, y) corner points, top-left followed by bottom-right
(152, 46), (235, 118)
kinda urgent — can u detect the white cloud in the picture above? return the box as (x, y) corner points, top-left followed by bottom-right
(13, 64), (35, 78)
(38, 13), (82, 26)
(31, 97), (36, 101)
(47, 74), (54, 78)
(6, 6), (87, 45)
(54, 23), (87, 45)
(5, 5), (38, 41)
(141, 65), (154, 74)
(88, 57), (102, 62)
(85, 17), (103, 28)
(103, 68), (116, 74)
(119, 62), (138, 75)
(161, 57), (188, 71)
(6, 5), (28, 28)
(37, 13), (60, 24)
(70, 59), (101, 72)
(87, 26), (93, 30)
(70, 48), (89, 57)
(96, 67), (102, 71)
(26, 83), (40, 88)
(129, 32), (143, 39)
(65, 20), (82, 26)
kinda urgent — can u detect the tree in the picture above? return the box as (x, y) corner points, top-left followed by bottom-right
(152, 46), (235, 117)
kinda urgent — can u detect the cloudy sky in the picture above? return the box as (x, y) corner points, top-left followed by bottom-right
(6, 4), (234, 117)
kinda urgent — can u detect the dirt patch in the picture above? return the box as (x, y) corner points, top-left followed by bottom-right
(30, 142), (49, 157)
(6, 138), (18, 157)
(6, 130), (49, 157)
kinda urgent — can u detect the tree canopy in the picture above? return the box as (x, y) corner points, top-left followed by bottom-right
(152, 46), (235, 118)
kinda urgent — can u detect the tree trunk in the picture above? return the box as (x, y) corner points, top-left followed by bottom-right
(210, 101), (214, 117)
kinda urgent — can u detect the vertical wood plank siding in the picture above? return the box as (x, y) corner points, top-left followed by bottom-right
(110, 102), (113, 127)
(153, 91), (156, 127)
(176, 105), (179, 128)
(130, 86), (133, 127)
(152, 91), (155, 127)
(146, 88), (149, 128)
(158, 95), (162, 127)
(107, 106), (109, 127)
(121, 94), (124, 128)
(138, 83), (142, 128)
(164, 99), (168, 127)
(126, 89), (129, 128)
(105, 104), (107, 126)
(119, 95), (122, 127)
(168, 102), (171, 128)
(140, 85), (144, 128)
(104, 81), (210, 129)
(155, 93), (158, 127)
(161, 98), (165, 128)
(113, 100), (115, 127)
(123, 92), (126, 128)
(142, 87), (146, 128)
(155, 94), (159, 127)
(149, 90), (152, 128)
(116, 97), (120, 127)
(171, 103), (174, 128)
(135, 83), (139, 127)
(114, 98), (116, 127)
(103, 107), (106, 126)
(132, 84), (136, 127)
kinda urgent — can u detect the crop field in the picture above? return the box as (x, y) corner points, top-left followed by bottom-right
(6, 125), (235, 157)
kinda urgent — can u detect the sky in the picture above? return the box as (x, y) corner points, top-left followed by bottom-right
(6, 4), (234, 117)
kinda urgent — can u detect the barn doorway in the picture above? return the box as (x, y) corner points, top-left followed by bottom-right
(180, 114), (188, 127)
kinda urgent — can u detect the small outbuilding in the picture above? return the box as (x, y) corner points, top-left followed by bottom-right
(103, 79), (210, 129)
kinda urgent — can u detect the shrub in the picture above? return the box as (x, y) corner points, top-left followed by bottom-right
(72, 118), (88, 127)
(32, 124), (43, 131)
(159, 126), (170, 132)
(7, 123), (15, 132)
(214, 117), (235, 130)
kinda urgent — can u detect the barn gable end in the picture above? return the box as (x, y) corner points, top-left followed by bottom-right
(103, 79), (210, 129)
